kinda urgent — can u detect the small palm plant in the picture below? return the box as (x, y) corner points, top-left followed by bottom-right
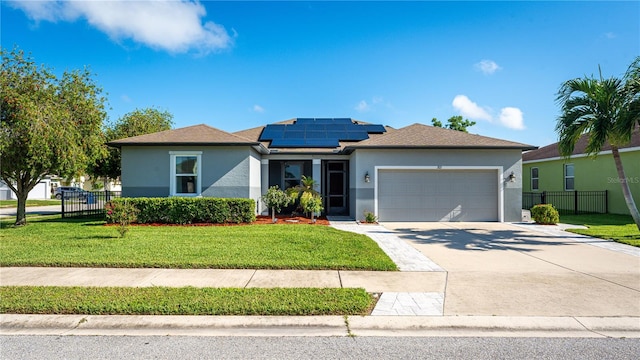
(261, 186), (292, 223)
(287, 175), (323, 219)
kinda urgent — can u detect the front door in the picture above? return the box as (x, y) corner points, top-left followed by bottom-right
(323, 161), (348, 215)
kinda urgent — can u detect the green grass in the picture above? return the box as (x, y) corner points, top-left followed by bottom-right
(0, 217), (397, 270)
(0, 199), (60, 208)
(561, 214), (640, 247)
(0, 286), (374, 315)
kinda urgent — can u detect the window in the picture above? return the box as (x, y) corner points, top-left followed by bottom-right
(283, 162), (302, 190)
(564, 164), (574, 191)
(531, 167), (539, 191)
(170, 151), (202, 196)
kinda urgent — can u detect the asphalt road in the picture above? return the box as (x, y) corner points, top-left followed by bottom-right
(1, 336), (639, 360)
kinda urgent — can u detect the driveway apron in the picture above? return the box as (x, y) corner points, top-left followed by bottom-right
(381, 222), (640, 317)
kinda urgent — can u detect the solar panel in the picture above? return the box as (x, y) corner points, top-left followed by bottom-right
(362, 124), (386, 133)
(260, 118), (386, 148)
(305, 131), (326, 138)
(283, 131), (304, 139)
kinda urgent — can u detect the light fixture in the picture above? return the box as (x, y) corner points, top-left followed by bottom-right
(364, 172), (371, 183)
(508, 172), (516, 183)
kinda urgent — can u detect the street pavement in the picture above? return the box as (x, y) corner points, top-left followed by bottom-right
(0, 205), (60, 218)
(1, 217), (639, 337)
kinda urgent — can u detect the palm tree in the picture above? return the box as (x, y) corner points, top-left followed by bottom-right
(286, 175), (322, 219)
(555, 57), (640, 230)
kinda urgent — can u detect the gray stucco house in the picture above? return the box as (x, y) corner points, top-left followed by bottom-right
(109, 118), (535, 222)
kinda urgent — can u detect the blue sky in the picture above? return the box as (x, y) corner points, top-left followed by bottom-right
(3, 1), (638, 147)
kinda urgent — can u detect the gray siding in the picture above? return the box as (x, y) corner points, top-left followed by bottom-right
(121, 145), (257, 200)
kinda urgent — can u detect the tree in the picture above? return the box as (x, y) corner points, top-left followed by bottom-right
(261, 185), (292, 223)
(555, 57), (640, 230)
(1, 47), (107, 225)
(431, 116), (476, 132)
(89, 108), (174, 186)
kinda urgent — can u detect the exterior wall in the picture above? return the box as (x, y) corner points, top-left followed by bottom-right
(523, 149), (640, 215)
(120, 146), (256, 200)
(249, 149), (262, 213)
(351, 149), (524, 222)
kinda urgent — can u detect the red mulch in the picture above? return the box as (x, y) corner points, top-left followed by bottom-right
(107, 215), (329, 227)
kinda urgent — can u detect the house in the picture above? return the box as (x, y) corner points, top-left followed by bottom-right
(108, 118), (535, 222)
(522, 128), (640, 215)
(0, 178), (53, 200)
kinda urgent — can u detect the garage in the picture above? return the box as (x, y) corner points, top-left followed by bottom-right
(377, 169), (499, 222)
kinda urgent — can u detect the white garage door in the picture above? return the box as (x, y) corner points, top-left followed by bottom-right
(377, 169), (498, 222)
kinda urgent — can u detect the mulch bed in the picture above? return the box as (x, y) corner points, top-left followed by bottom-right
(109, 215), (330, 227)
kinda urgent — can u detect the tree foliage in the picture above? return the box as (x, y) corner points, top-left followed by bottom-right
(555, 56), (640, 230)
(89, 108), (174, 183)
(1, 47), (107, 225)
(431, 116), (476, 132)
(261, 185), (292, 223)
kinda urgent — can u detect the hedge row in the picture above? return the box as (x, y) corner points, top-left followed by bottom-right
(106, 197), (256, 225)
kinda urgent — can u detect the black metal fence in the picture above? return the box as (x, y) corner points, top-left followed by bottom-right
(522, 190), (608, 215)
(61, 190), (121, 219)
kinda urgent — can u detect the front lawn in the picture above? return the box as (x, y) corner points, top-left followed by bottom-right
(0, 286), (374, 316)
(0, 217), (397, 270)
(561, 214), (640, 247)
(0, 199), (60, 208)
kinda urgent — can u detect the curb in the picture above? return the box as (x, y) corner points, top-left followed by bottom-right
(2, 315), (639, 338)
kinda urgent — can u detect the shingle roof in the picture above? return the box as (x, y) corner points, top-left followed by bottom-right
(108, 124), (258, 147)
(523, 127), (640, 162)
(345, 123), (535, 150)
(109, 120), (536, 152)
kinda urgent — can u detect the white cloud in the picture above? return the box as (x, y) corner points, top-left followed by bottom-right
(252, 104), (265, 113)
(452, 95), (492, 121)
(354, 96), (389, 113)
(452, 95), (525, 130)
(9, 0), (234, 54)
(499, 107), (525, 130)
(475, 60), (501, 75)
(354, 100), (370, 112)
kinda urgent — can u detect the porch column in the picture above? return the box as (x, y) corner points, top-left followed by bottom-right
(260, 159), (269, 214)
(312, 159), (322, 193)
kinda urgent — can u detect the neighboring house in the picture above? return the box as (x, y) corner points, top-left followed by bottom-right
(108, 118), (535, 222)
(0, 178), (53, 200)
(522, 128), (640, 215)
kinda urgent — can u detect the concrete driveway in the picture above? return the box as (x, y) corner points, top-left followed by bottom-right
(381, 222), (640, 317)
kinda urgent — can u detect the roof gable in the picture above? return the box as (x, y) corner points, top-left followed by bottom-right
(346, 123), (535, 150)
(108, 124), (257, 147)
(523, 127), (640, 162)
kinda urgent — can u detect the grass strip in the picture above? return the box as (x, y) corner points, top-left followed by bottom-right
(0, 217), (397, 270)
(0, 200), (61, 208)
(0, 286), (374, 316)
(561, 214), (640, 247)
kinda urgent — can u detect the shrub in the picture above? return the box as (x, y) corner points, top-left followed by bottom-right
(531, 204), (560, 225)
(106, 197), (255, 225)
(300, 192), (323, 223)
(105, 199), (139, 237)
(363, 211), (377, 224)
(261, 186), (292, 223)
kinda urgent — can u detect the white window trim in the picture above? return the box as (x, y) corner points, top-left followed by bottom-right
(531, 167), (539, 191)
(169, 151), (202, 196)
(564, 163), (574, 191)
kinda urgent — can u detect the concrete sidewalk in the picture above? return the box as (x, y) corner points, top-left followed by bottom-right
(1, 219), (639, 337)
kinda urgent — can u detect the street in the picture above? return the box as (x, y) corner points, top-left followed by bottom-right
(2, 336), (639, 360)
